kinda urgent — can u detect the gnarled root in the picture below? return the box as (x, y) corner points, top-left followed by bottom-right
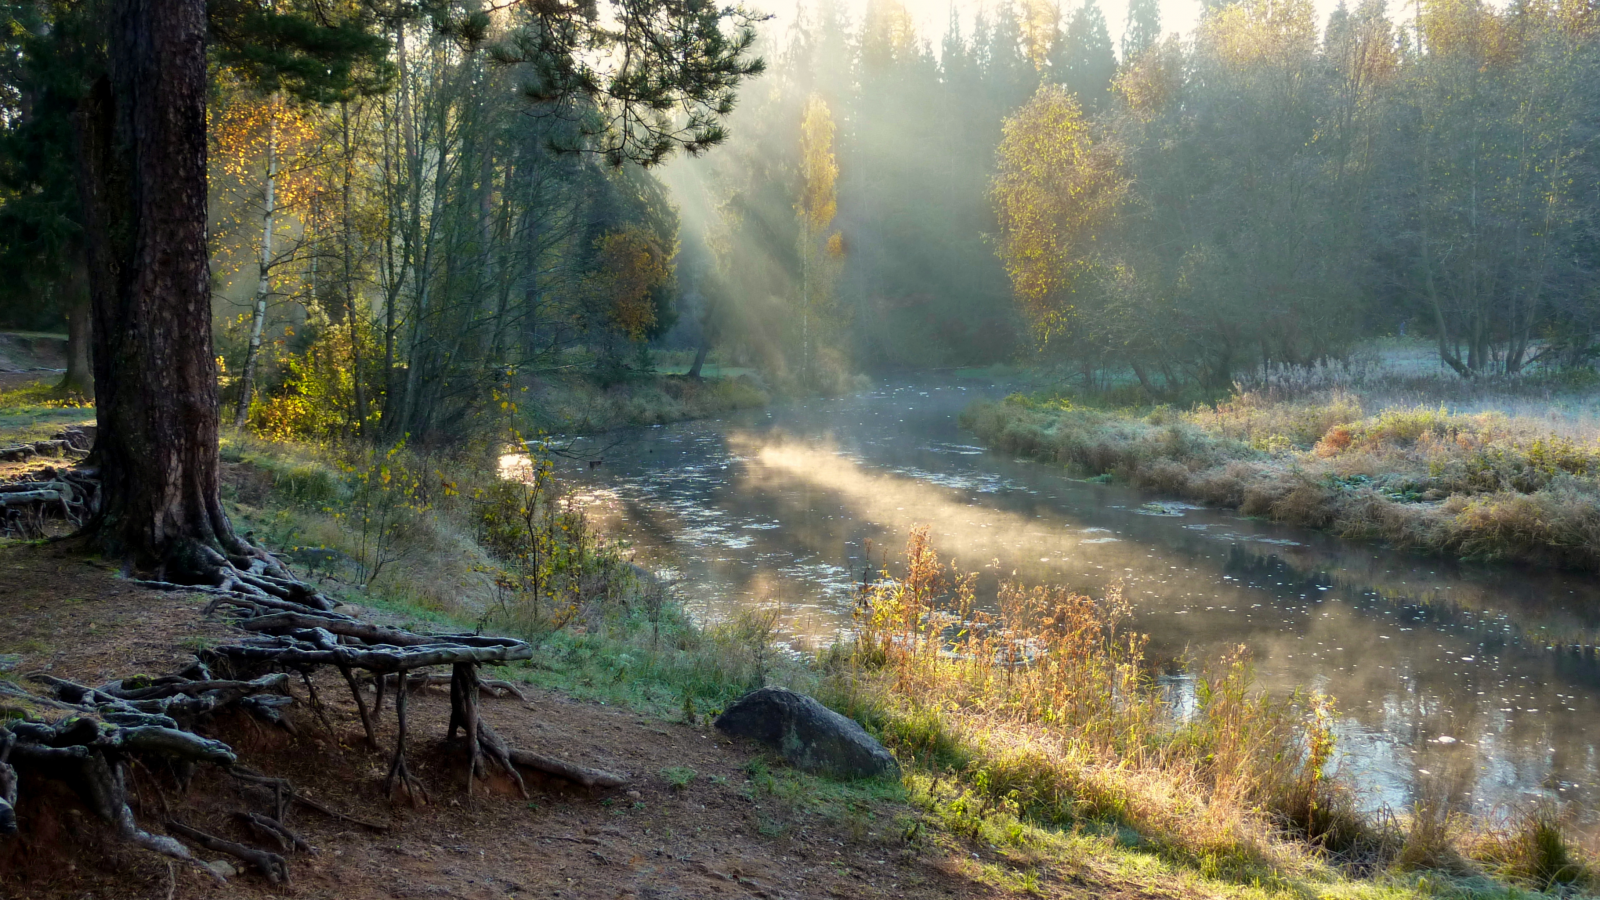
(0, 458), (98, 538)
(3, 530), (535, 883)
(452, 663), (482, 798)
(239, 811), (315, 854)
(167, 819), (290, 884)
(445, 663), (529, 799)
(505, 747), (629, 789)
(383, 674), (428, 806)
(375, 670), (530, 702)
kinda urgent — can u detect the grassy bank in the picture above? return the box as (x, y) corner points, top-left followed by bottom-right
(218, 433), (795, 716)
(209, 429), (1592, 899)
(961, 359), (1600, 571)
(525, 369), (768, 433)
(827, 528), (1595, 896)
(0, 380), (93, 444)
(0, 366), (1587, 897)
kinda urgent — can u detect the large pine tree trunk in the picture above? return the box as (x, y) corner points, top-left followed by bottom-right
(75, 0), (249, 576)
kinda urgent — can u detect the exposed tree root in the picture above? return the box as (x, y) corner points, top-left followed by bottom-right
(337, 662), (379, 750)
(2, 499), (627, 883)
(0, 457), (98, 538)
(383, 675), (428, 806)
(167, 819), (290, 884)
(505, 748), (630, 789)
(453, 663), (482, 799)
(371, 670), (531, 702)
(239, 811), (315, 854)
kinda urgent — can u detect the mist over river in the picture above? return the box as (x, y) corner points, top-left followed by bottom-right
(550, 380), (1600, 828)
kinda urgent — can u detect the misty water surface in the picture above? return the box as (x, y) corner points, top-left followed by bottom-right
(551, 380), (1600, 827)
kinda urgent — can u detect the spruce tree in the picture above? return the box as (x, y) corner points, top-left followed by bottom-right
(1053, 0), (1116, 108)
(1122, 0), (1160, 62)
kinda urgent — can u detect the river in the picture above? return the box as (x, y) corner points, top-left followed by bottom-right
(555, 379), (1600, 828)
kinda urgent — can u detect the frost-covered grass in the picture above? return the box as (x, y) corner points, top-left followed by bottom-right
(963, 345), (1600, 571)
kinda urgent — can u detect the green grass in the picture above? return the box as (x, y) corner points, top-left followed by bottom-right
(898, 775), (1549, 900)
(659, 765), (697, 791)
(0, 381), (94, 445)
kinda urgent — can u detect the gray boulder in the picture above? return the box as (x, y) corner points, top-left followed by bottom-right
(715, 687), (898, 780)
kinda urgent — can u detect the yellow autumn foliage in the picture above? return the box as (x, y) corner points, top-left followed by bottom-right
(991, 84), (1125, 344)
(592, 229), (672, 342)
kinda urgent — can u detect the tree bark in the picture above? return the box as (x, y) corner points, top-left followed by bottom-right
(58, 252), (94, 400)
(687, 340), (709, 379)
(340, 103), (368, 438)
(74, 0), (249, 575)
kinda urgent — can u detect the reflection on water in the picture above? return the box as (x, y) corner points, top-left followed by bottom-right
(547, 381), (1600, 828)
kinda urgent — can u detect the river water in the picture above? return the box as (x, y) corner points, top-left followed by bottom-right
(557, 380), (1600, 826)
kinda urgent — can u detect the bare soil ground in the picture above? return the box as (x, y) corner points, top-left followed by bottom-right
(0, 543), (1148, 900)
(0, 333), (65, 387)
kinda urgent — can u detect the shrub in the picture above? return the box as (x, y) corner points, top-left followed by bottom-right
(475, 449), (629, 636)
(1470, 804), (1590, 890)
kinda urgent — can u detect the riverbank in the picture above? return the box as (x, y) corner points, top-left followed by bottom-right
(524, 369), (768, 434)
(1, 391), (1592, 897)
(208, 437), (1600, 896)
(961, 363), (1600, 572)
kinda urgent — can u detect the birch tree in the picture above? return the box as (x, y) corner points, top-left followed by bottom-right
(796, 94), (840, 387)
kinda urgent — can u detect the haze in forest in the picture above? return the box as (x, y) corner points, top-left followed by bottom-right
(4, 0), (1600, 893)
(3, 0), (1596, 432)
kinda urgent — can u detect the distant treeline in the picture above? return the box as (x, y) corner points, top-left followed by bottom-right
(694, 0), (1600, 386)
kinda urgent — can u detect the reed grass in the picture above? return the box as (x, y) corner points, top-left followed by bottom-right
(826, 528), (1366, 876)
(828, 527), (1596, 894)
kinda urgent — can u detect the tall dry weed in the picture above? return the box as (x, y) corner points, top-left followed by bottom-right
(1467, 803), (1591, 890)
(849, 528), (1363, 869)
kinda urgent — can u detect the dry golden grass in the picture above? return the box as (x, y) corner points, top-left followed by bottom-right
(830, 528), (1597, 892)
(962, 388), (1600, 570)
(831, 528), (1367, 880)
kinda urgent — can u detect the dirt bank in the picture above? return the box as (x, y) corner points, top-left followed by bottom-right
(0, 542), (1158, 900)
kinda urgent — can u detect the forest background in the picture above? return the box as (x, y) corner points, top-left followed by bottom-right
(3, 0), (1599, 442)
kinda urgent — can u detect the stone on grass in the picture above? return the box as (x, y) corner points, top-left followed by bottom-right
(714, 687), (898, 780)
